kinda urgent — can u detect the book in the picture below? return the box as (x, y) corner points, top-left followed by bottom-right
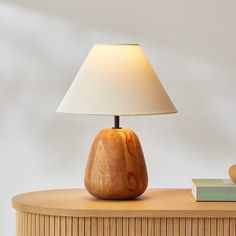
(192, 179), (236, 201)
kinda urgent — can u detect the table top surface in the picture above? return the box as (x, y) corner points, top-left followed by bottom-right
(12, 189), (236, 218)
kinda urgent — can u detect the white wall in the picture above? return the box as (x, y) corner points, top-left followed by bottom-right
(1, 0), (236, 235)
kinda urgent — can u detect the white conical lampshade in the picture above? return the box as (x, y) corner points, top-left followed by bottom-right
(57, 44), (177, 115)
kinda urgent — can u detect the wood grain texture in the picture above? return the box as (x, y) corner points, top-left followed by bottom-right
(128, 218), (135, 236)
(15, 213), (236, 236)
(50, 216), (54, 236)
(199, 218), (205, 236)
(103, 218), (109, 236)
(98, 218), (103, 236)
(192, 218), (198, 236)
(27, 212), (32, 236)
(12, 189), (236, 218)
(179, 218), (185, 236)
(224, 218), (230, 236)
(84, 217), (91, 236)
(13, 189), (236, 236)
(123, 218), (128, 236)
(142, 218), (148, 236)
(185, 218), (191, 236)
(173, 218), (179, 236)
(66, 217), (72, 236)
(205, 218), (211, 236)
(35, 214), (39, 236)
(135, 218), (141, 235)
(117, 218), (123, 236)
(84, 128), (148, 199)
(155, 218), (161, 236)
(55, 216), (60, 236)
(167, 218), (173, 236)
(110, 218), (116, 236)
(78, 218), (84, 236)
(160, 218), (166, 236)
(211, 218), (217, 236)
(23, 212), (26, 236)
(39, 214), (44, 236)
(218, 218), (224, 236)
(91, 218), (97, 236)
(230, 219), (235, 236)
(45, 215), (49, 236)
(147, 218), (154, 236)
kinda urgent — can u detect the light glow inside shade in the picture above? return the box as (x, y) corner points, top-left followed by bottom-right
(57, 44), (177, 116)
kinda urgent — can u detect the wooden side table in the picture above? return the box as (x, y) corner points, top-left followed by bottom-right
(12, 189), (236, 236)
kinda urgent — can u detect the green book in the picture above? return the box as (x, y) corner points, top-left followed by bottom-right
(192, 179), (236, 201)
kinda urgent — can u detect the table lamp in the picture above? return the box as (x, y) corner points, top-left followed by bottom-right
(57, 44), (177, 200)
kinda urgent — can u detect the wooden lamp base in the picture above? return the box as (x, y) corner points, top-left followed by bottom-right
(84, 128), (148, 200)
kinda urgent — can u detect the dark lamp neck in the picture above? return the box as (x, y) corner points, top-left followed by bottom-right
(113, 116), (121, 129)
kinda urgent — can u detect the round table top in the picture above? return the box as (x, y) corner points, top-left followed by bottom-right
(12, 188), (236, 217)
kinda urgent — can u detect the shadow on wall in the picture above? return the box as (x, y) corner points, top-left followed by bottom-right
(0, 0), (236, 176)
(3, 0), (236, 67)
(1, 2), (236, 236)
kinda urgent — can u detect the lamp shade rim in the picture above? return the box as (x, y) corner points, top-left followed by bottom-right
(56, 109), (178, 116)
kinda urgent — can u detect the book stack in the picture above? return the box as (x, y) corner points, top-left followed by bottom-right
(192, 179), (236, 201)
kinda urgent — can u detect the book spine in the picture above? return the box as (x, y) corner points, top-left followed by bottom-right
(195, 186), (236, 201)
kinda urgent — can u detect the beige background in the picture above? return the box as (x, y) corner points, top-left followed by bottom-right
(1, 0), (236, 235)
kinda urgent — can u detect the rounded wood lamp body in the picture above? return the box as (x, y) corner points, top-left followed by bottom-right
(84, 128), (148, 199)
